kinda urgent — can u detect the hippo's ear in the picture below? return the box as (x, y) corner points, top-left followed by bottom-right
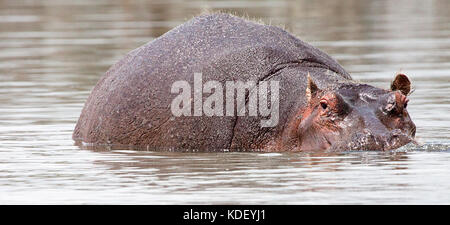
(391, 73), (411, 96)
(306, 73), (319, 103)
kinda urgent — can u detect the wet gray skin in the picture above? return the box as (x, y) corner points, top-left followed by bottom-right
(73, 13), (416, 151)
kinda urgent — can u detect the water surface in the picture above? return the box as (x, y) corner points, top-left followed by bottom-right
(0, 0), (449, 204)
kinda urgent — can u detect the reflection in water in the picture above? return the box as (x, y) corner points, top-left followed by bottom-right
(0, 0), (449, 204)
(3, 147), (450, 204)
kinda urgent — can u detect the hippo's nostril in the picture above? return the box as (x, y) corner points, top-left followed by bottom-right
(391, 129), (402, 137)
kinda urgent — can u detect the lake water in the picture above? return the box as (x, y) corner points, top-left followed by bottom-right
(0, 0), (449, 204)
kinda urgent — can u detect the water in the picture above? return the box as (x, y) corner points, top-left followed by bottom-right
(0, 0), (449, 204)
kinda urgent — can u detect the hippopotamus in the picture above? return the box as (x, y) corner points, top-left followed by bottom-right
(73, 13), (416, 151)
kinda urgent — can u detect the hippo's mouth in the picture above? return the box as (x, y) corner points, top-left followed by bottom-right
(330, 129), (416, 151)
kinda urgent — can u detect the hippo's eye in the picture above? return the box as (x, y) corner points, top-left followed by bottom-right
(320, 100), (328, 110)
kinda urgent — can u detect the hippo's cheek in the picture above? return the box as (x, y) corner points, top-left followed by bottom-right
(323, 130), (339, 147)
(299, 131), (332, 151)
(312, 129), (341, 151)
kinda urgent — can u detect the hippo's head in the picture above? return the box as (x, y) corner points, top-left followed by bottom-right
(293, 73), (416, 151)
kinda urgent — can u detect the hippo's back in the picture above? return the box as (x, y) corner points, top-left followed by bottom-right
(73, 13), (350, 150)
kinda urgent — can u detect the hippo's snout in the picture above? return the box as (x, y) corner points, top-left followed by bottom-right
(383, 129), (415, 150)
(345, 129), (415, 151)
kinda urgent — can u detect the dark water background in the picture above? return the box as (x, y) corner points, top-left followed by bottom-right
(0, 0), (449, 204)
